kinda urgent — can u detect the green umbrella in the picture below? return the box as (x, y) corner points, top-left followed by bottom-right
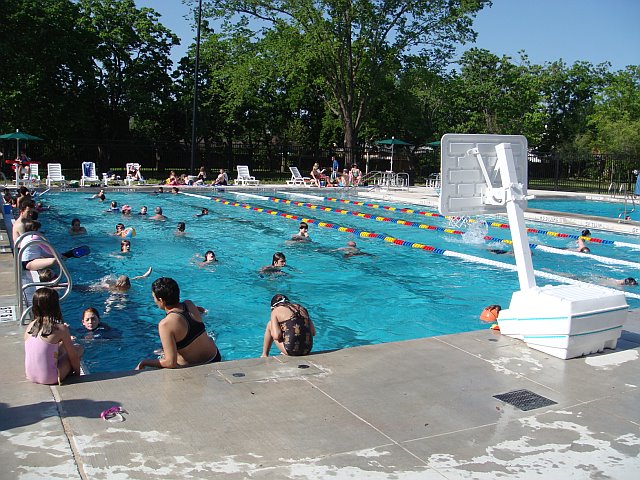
(0, 130), (43, 158)
(376, 137), (412, 171)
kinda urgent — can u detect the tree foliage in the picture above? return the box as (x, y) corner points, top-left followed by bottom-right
(1, 0), (638, 171)
(199, 0), (491, 149)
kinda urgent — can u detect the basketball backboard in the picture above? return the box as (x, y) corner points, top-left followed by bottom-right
(439, 134), (528, 216)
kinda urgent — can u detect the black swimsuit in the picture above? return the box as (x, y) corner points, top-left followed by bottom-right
(174, 303), (206, 350)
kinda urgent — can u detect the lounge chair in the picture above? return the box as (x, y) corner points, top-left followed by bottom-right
(234, 165), (260, 186)
(24, 164), (40, 187)
(125, 163), (145, 185)
(287, 166), (312, 187)
(45, 163), (66, 187)
(80, 162), (100, 186)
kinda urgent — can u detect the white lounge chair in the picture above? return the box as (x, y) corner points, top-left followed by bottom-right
(287, 166), (312, 187)
(45, 164), (65, 187)
(234, 165), (259, 186)
(80, 162), (100, 186)
(125, 163), (145, 185)
(25, 164), (41, 187)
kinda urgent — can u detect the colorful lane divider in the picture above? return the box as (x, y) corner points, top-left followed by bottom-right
(264, 195), (640, 269)
(310, 195), (637, 250)
(179, 191), (640, 300)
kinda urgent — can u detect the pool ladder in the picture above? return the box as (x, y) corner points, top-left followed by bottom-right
(608, 183), (636, 221)
(14, 232), (73, 325)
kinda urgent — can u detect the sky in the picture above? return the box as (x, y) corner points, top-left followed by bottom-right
(135, 0), (639, 72)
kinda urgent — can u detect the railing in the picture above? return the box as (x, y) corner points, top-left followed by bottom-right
(14, 232), (73, 325)
(362, 171), (410, 191)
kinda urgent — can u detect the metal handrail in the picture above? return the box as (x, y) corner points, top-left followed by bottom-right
(14, 232), (73, 324)
(361, 170), (409, 191)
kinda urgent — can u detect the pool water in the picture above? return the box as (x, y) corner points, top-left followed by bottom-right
(36, 190), (640, 373)
(528, 198), (638, 220)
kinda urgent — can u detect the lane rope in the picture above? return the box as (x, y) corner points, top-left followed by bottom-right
(179, 192), (640, 300)
(315, 194), (637, 249)
(256, 194), (640, 269)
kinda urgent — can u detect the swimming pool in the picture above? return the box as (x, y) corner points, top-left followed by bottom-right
(35, 189), (640, 373)
(528, 197), (638, 220)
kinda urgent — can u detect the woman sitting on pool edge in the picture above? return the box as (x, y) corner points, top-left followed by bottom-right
(136, 277), (220, 369)
(261, 294), (316, 357)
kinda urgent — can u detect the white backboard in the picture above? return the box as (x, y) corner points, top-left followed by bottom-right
(439, 134), (528, 216)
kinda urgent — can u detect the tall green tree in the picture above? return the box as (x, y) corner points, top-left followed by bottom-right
(538, 60), (609, 153)
(587, 66), (640, 156)
(0, 0), (96, 141)
(77, 0), (179, 149)
(198, 0), (491, 150)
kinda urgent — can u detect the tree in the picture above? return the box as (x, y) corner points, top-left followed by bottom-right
(77, 0), (179, 162)
(0, 0), (96, 142)
(588, 66), (640, 156)
(538, 60), (609, 153)
(198, 0), (491, 151)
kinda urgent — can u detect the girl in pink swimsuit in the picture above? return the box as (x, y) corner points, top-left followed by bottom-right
(24, 288), (83, 385)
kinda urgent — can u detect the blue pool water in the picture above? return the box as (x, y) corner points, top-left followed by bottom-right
(34, 189), (640, 373)
(528, 198), (638, 220)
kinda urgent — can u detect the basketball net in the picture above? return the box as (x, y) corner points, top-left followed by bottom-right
(447, 215), (470, 229)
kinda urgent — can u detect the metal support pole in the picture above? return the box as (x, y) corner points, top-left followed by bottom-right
(190, 0), (203, 175)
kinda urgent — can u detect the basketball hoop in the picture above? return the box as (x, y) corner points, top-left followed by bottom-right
(447, 215), (469, 229)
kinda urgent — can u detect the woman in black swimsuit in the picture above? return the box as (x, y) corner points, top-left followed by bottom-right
(261, 294), (316, 357)
(136, 277), (220, 369)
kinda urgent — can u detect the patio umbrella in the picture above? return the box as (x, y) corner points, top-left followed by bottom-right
(376, 137), (412, 172)
(0, 130), (43, 158)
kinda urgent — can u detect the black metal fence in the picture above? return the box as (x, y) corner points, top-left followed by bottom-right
(527, 152), (638, 194)
(1, 138), (636, 193)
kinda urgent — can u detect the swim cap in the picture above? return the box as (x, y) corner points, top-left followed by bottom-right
(270, 294), (289, 308)
(623, 277), (638, 286)
(480, 305), (501, 323)
(123, 227), (136, 238)
(581, 229), (591, 237)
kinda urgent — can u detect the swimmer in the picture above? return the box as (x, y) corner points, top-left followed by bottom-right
(69, 218), (87, 235)
(138, 205), (148, 215)
(172, 187), (179, 194)
(337, 240), (372, 258)
(114, 223), (125, 236)
(259, 252), (287, 275)
(176, 222), (186, 235)
(79, 308), (121, 340)
(106, 200), (119, 213)
(581, 229), (591, 237)
(290, 221), (310, 242)
(196, 208), (209, 217)
(198, 250), (217, 266)
(120, 239), (131, 253)
(576, 238), (590, 253)
(149, 206), (167, 221)
(75, 267), (152, 293)
(91, 189), (106, 201)
(121, 204), (132, 215)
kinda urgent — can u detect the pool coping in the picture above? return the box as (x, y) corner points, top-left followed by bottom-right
(1, 185), (639, 479)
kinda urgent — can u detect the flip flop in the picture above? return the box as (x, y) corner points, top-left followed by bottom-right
(62, 245), (91, 259)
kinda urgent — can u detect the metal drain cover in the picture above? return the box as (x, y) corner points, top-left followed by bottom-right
(493, 389), (557, 411)
(0, 305), (17, 323)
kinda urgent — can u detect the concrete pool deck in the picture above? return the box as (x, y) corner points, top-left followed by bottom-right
(1, 185), (640, 479)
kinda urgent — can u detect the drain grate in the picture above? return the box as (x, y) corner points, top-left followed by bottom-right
(0, 305), (17, 323)
(493, 389), (557, 411)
